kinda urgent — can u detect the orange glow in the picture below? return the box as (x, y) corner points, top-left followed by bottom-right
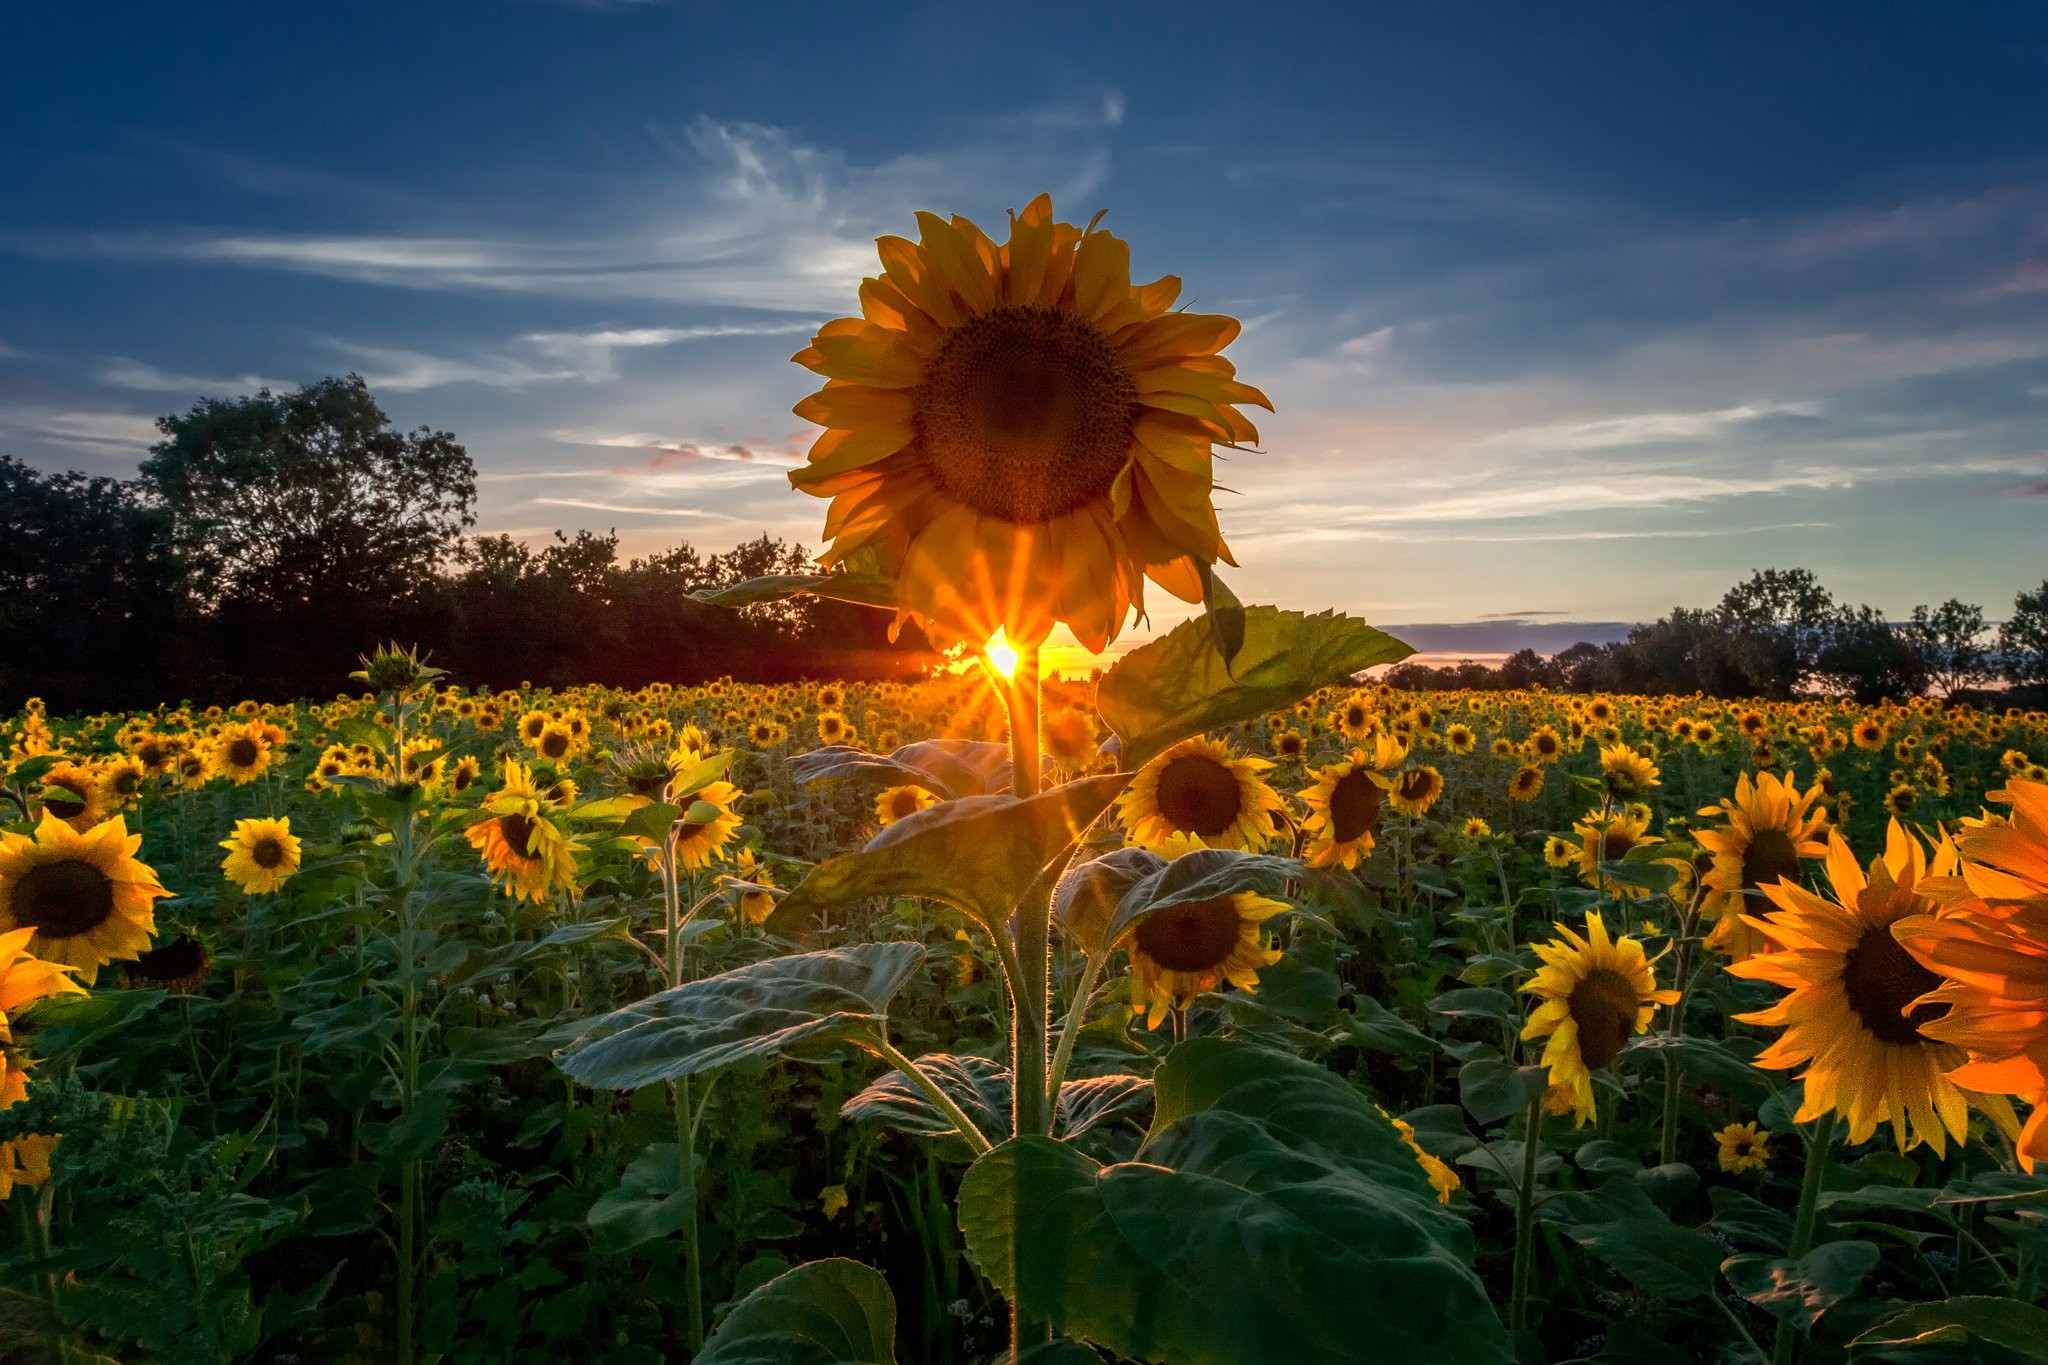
(984, 629), (1021, 679)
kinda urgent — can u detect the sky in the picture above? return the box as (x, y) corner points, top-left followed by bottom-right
(4, 1), (2047, 662)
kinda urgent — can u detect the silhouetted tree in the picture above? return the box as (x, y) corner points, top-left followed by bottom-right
(1902, 599), (1992, 696)
(1816, 605), (1928, 703)
(1715, 568), (1838, 697)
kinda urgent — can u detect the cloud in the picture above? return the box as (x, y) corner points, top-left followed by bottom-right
(100, 358), (293, 394)
(0, 403), (159, 457)
(532, 496), (736, 519)
(323, 341), (581, 392)
(522, 320), (819, 379)
(0, 339), (25, 359)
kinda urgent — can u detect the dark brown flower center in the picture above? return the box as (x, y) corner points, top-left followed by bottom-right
(12, 859), (116, 939)
(497, 814), (540, 861)
(251, 837), (286, 870)
(1133, 897), (1242, 973)
(541, 730), (569, 759)
(131, 935), (208, 985)
(888, 789), (924, 820)
(1153, 754), (1244, 837)
(918, 305), (1138, 524)
(1397, 770), (1439, 805)
(1740, 827), (1801, 893)
(1844, 921), (1949, 1046)
(226, 737), (260, 768)
(1568, 967), (1640, 1069)
(1599, 828), (1635, 861)
(1329, 770), (1384, 844)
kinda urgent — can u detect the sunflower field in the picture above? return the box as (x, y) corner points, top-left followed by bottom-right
(3, 199), (2048, 1365)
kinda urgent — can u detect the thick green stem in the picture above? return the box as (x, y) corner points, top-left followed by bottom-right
(14, 1195), (62, 1362)
(1046, 949), (1107, 1114)
(1509, 1095), (1543, 1333)
(1770, 1111), (1836, 1365)
(665, 851), (707, 1354)
(865, 1038), (993, 1156)
(1658, 890), (1703, 1166)
(1000, 646), (1052, 1359)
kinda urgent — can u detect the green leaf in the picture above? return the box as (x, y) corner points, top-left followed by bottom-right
(697, 572), (897, 611)
(23, 988), (166, 1062)
(697, 1258), (897, 1365)
(1540, 1177), (1725, 1302)
(1343, 996), (1438, 1058)
(1429, 987), (1519, 1024)
(554, 943), (925, 1090)
(1099, 847), (1300, 950)
(790, 739), (1017, 799)
(841, 1056), (1150, 1145)
(618, 801), (680, 843)
(764, 774), (1129, 936)
(1097, 607), (1413, 770)
(961, 1040), (1509, 1365)
(1457, 1060), (1550, 1126)
(1723, 1240), (1880, 1332)
(587, 1143), (695, 1253)
(1851, 1297), (2048, 1359)
(1199, 563), (1247, 668)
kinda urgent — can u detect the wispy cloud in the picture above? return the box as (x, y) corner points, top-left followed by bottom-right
(100, 358), (293, 394)
(0, 403), (159, 456)
(532, 496), (736, 519)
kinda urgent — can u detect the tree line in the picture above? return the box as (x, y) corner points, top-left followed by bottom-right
(1384, 568), (2048, 703)
(1, 375), (934, 712)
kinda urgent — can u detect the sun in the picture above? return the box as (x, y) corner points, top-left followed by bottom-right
(984, 628), (1021, 679)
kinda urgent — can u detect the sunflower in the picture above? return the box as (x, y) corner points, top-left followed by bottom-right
(1893, 778), (2048, 1169)
(0, 928), (86, 1070)
(99, 756), (147, 810)
(1853, 719), (1887, 751)
(788, 194), (1268, 652)
(1461, 817), (1494, 841)
(1273, 728), (1308, 763)
(727, 847), (778, 926)
(533, 722), (576, 764)
(1122, 891), (1286, 1029)
(175, 752), (212, 790)
(1598, 744), (1660, 800)
(1884, 783), (1918, 818)
(121, 934), (213, 995)
(1543, 836), (1578, 869)
(875, 784), (939, 827)
(1042, 706), (1100, 775)
(0, 813), (168, 971)
(1117, 736), (1283, 853)
(1694, 771), (1829, 964)
(1716, 1121), (1772, 1173)
(1508, 764), (1545, 803)
(1297, 736), (1407, 870)
(674, 781), (744, 872)
(1444, 724), (1476, 755)
(38, 760), (107, 830)
(1571, 809), (1664, 899)
(213, 724), (273, 784)
(518, 711), (550, 745)
(466, 761), (580, 903)
(448, 755), (481, 796)
(219, 817), (302, 895)
(1520, 910), (1678, 1127)
(1731, 822), (2015, 1155)
(1388, 765), (1444, 817)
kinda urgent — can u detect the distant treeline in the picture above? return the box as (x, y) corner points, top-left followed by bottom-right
(1384, 568), (2048, 703)
(1, 375), (934, 713)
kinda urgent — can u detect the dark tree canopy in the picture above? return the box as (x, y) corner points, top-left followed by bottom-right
(2001, 580), (2048, 687)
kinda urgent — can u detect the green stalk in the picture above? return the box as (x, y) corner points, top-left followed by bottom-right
(1770, 1111), (1836, 1365)
(999, 644), (1052, 1358)
(664, 847), (707, 1354)
(1658, 886), (1706, 1166)
(1509, 1094), (1543, 1333)
(13, 1195), (62, 1362)
(1045, 949), (1107, 1114)
(864, 1039), (993, 1156)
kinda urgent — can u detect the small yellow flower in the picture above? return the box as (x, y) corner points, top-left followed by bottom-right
(220, 817), (302, 895)
(1715, 1121), (1771, 1174)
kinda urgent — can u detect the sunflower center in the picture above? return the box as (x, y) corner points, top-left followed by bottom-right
(251, 837), (286, 870)
(1844, 921), (1949, 1046)
(132, 935), (207, 983)
(1133, 897), (1242, 973)
(11, 859), (117, 940)
(1740, 828), (1801, 893)
(917, 305), (1137, 524)
(1599, 828), (1635, 861)
(1567, 967), (1640, 1070)
(1153, 755), (1244, 837)
(1329, 770), (1384, 844)
(1398, 771), (1437, 804)
(888, 789), (923, 820)
(227, 737), (260, 768)
(498, 814), (540, 861)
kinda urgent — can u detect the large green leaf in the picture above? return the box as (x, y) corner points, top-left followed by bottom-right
(960, 1039), (1509, 1365)
(553, 943), (925, 1090)
(696, 572), (897, 611)
(1851, 1297), (2048, 1359)
(586, 1142), (695, 1253)
(1724, 1240), (1880, 1332)
(765, 774), (1129, 936)
(789, 739), (1017, 798)
(841, 1055), (1151, 1145)
(1539, 1176), (1725, 1302)
(1099, 848), (1300, 949)
(697, 1258), (898, 1365)
(1096, 607), (1412, 769)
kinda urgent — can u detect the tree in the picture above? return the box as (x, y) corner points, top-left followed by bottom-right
(1999, 579), (2048, 687)
(1816, 605), (1928, 704)
(139, 375), (476, 696)
(1715, 568), (1838, 698)
(1902, 598), (1991, 696)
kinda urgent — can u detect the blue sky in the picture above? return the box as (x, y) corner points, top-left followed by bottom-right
(5, 1), (2046, 653)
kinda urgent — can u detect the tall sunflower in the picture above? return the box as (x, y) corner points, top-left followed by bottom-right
(874, 784), (939, 828)
(1694, 770), (1829, 964)
(213, 724), (273, 784)
(1893, 777), (2048, 1170)
(0, 926), (86, 1100)
(1731, 822), (2017, 1155)
(1297, 735), (1407, 869)
(0, 813), (169, 971)
(1122, 891), (1286, 1030)
(466, 760), (580, 904)
(673, 781), (744, 872)
(1116, 736), (1283, 853)
(1520, 910), (1678, 1126)
(1571, 808), (1663, 899)
(787, 194), (1269, 652)
(219, 817), (302, 895)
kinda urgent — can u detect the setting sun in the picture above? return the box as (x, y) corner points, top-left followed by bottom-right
(983, 629), (1020, 679)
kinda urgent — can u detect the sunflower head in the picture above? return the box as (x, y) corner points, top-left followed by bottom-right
(1117, 736), (1282, 853)
(1122, 891), (1286, 1030)
(0, 813), (169, 971)
(1716, 1121), (1772, 1173)
(220, 817), (302, 895)
(1519, 910), (1678, 1127)
(788, 195), (1268, 652)
(874, 784), (939, 828)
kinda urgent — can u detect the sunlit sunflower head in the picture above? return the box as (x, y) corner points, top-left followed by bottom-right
(99, 756), (147, 810)
(1525, 725), (1565, 764)
(1461, 817), (1494, 841)
(36, 761), (108, 830)
(1121, 891), (1286, 1030)
(1598, 743), (1660, 800)
(1884, 782), (1918, 819)
(1042, 705), (1101, 774)
(1508, 764), (1545, 803)
(674, 781), (744, 872)
(1117, 736), (1283, 853)
(1694, 770), (1830, 964)
(1519, 910), (1678, 1127)
(1297, 737), (1407, 870)
(874, 783), (940, 828)
(1571, 809), (1661, 899)
(1388, 765), (1445, 818)
(1444, 724), (1476, 754)
(219, 817), (302, 895)
(448, 754), (482, 796)
(213, 725), (273, 785)
(0, 813), (169, 971)
(466, 762), (580, 903)
(533, 721), (576, 764)
(1853, 719), (1888, 751)
(1542, 835), (1578, 869)
(787, 194), (1269, 652)
(519, 711), (549, 744)
(1716, 1121), (1772, 1174)
(1731, 822), (2016, 1156)
(1274, 728), (1307, 762)
(1333, 692), (1378, 743)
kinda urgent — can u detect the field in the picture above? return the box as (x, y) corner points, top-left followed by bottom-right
(1, 659), (2045, 1364)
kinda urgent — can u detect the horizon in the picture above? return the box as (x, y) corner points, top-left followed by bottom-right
(5, 1), (2046, 667)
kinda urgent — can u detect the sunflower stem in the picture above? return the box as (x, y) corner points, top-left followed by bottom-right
(1770, 1110), (1836, 1365)
(862, 1037), (993, 1157)
(1046, 949), (1107, 1119)
(664, 852), (707, 1354)
(1509, 1093), (1543, 1333)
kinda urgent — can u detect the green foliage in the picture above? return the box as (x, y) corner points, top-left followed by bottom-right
(697, 1258), (899, 1365)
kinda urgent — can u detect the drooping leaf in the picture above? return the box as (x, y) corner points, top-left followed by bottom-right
(696, 572), (897, 611)
(840, 1056), (1151, 1145)
(554, 943), (925, 1090)
(1097, 607), (1413, 770)
(1199, 563), (1247, 668)
(1724, 1239), (1881, 1332)
(1457, 1060), (1550, 1126)
(1099, 847), (1300, 949)
(696, 1258), (898, 1365)
(960, 1039), (1510, 1365)
(1539, 1176), (1726, 1302)
(1850, 1296), (2048, 1359)
(587, 1142), (698, 1252)
(789, 739), (1017, 799)
(24, 988), (166, 1062)
(765, 775), (1129, 936)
